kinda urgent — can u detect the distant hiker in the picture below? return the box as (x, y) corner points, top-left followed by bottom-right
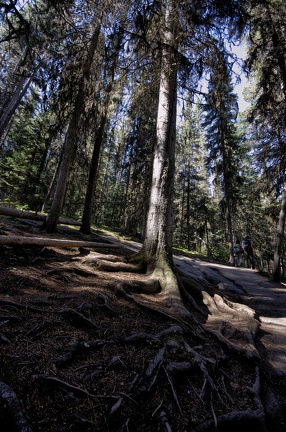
(233, 240), (243, 267)
(242, 236), (255, 269)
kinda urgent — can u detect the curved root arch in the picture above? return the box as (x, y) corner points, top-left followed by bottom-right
(91, 247), (193, 319)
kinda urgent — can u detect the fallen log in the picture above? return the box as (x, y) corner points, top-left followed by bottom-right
(0, 205), (81, 226)
(0, 235), (118, 249)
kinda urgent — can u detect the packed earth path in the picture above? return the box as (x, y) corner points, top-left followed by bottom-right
(174, 255), (286, 378)
(119, 236), (286, 378)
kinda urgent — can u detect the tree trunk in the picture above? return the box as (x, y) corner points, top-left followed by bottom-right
(262, 5), (286, 281)
(272, 180), (286, 282)
(227, 204), (235, 266)
(41, 161), (60, 213)
(133, 1), (186, 314)
(81, 29), (121, 234)
(45, 24), (101, 233)
(143, 1), (176, 263)
(80, 115), (107, 234)
(0, 47), (36, 140)
(0, 74), (34, 140)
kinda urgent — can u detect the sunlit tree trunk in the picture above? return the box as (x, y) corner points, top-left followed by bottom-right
(134, 0), (186, 312)
(143, 1), (176, 263)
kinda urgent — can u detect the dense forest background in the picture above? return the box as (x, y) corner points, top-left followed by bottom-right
(1, 0), (286, 280)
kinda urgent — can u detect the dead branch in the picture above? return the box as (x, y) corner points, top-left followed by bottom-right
(163, 366), (183, 414)
(0, 380), (33, 432)
(32, 374), (117, 400)
(24, 320), (51, 338)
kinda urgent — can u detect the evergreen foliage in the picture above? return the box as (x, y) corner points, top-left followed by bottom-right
(0, 0), (285, 277)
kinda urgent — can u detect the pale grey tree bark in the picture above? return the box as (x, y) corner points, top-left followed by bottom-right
(132, 0), (187, 314)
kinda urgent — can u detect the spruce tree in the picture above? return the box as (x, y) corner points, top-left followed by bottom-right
(246, 0), (286, 280)
(202, 48), (240, 265)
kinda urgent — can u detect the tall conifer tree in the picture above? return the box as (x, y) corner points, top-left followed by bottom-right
(203, 48), (240, 265)
(246, 0), (286, 280)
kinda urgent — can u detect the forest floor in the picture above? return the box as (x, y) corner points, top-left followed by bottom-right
(0, 216), (286, 432)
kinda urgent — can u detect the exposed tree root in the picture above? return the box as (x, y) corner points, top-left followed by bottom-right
(0, 381), (33, 432)
(191, 409), (267, 432)
(58, 307), (100, 329)
(1, 218), (286, 431)
(92, 292), (118, 314)
(80, 253), (126, 263)
(110, 278), (160, 294)
(0, 315), (21, 324)
(46, 265), (99, 277)
(201, 291), (261, 359)
(78, 252), (144, 272)
(0, 298), (45, 313)
(54, 338), (111, 366)
(112, 288), (206, 341)
(0, 332), (12, 344)
(94, 259), (145, 273)
(190, 367), (267, 431)
(156, 410), (172, 432)
(82, 251), (192, 316)
(203, 327), (260, 359)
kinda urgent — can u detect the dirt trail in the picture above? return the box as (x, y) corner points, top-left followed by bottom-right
(175, 254), (286, 377)
(1, 222), (286, 431)
(113, 237), (286, 377)
(99, 236), (286, 377)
